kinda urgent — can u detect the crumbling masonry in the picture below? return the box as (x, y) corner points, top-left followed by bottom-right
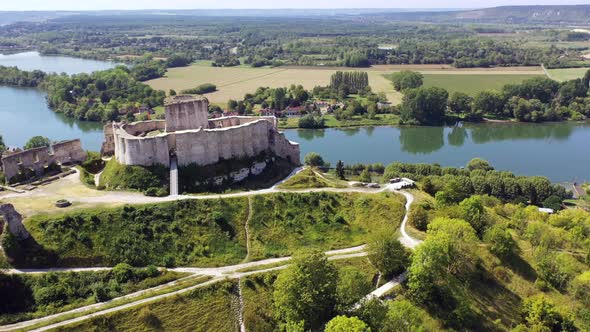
(1, 139), (86, 183)
(101, 95), (300, 168)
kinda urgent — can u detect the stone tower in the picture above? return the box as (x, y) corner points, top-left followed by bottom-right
(165, 95), (209, 132)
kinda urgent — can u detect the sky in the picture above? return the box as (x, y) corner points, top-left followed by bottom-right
(2, 0), (589, 11)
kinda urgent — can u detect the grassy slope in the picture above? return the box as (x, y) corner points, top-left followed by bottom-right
(24, 198), (249, 267)
(0, 269), (186, 325)
(404, 194), (590, 331)
(277, 168), (347, 189)
(20, 192), (405, 268)
(53, 281), (238, 332)
(247, 192), (406, 260)
(420, 73), (542, 96)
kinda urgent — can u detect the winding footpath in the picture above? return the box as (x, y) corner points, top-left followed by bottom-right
(0, 168), (422, 331)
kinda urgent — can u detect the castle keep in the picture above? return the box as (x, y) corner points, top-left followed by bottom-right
(101, 95), (300, 168)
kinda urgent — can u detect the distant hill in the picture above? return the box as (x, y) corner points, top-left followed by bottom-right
(1, 5), (589, 26)
(452, 5), (590, 24)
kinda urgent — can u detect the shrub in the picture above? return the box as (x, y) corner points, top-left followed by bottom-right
(570, 271), (590, 306)
(543, 195), (562, 211)
(408, 205), (429, 231)
(520, 295), (576, 332)
(181, 83), (217, 95)
(466, 158), (494, 171)
(336, 267), (372, 312)
(367, 231), (410, 277)
(324, 316), (370, 332)
(304, 152), (325, 167)
(298, 115), (325, 129)
(112, 263), (134, 283)
(144, 187), (168, 197)
(484, 225), (516, 258)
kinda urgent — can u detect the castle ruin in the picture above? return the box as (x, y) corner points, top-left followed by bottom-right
(1, 139), (87, 184)
(101, 95), (300, 170)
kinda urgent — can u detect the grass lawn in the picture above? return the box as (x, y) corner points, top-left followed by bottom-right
(247, 192), (406, 260)
(54, 281), (238, 332)
(547, 67), (590, 82)
(419, 73), (543, 95)
(278, 113), (399, 129)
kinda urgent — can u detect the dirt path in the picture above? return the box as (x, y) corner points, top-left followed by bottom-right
(242, 197), (253, 263)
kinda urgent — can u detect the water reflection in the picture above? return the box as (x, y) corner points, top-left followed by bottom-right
(340, 127), (361, 136)
(296, 129), (326, 141)
(447, 126), (468, 147)
(399, 126), (444, 154)
(469, 122), (575, 144)
(364, 127), (375, 137)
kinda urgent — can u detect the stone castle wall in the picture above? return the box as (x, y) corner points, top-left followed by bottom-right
(1, 139), (87, 183)
(105, 95), (300, 169)
(100, 123), (115, 156)
(165, 96), (209, 132)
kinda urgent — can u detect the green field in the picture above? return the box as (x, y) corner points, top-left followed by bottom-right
(277, 113), (400, 129)
(547, 67), (590, 82)
(147, 62), (403, 105)
(21, 192), (405, 268)
(421, 73), (543, 95)
(55, 281), (237, 332)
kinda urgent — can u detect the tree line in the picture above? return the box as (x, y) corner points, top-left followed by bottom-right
(330, 71), (369, 95)
(398, 70), (590, 125)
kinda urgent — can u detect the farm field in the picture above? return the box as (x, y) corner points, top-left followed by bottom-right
(147, 63), (403, 105)
(147, 62), (545, 105)
(547, 67), (590, 82)
(420, 73), (543, 95)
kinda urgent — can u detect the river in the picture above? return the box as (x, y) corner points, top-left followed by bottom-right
(283, 122), (590, 183)
(0, 52), (114, 150)
(0, 52), (589, 182)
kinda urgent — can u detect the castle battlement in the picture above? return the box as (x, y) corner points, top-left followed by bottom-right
(101, 95), (300, 168)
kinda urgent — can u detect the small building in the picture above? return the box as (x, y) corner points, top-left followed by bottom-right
(283, 106), (304, 118)
(259, 108), (277, 117)
(538, 207), (555, 214)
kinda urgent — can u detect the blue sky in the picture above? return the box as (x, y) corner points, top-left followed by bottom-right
(3, 0), (589, 10)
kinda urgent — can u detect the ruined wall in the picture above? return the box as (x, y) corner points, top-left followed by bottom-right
(0, 139), (86, 183)
(0, 204), (30, 240)
(165, 95), (209, 132)
(1, 146), (52, 181)
(123, 120), (166, 136)
(113, 130), (170, 167)
(101, 123), (115, 156)
(271, 132), (301, 165)
(208, 116), (277, 129)
(51, 139), (87, 164)
(112, 118), (299, 168)
(175, 119), (272, 167)
(108, 96), (299, 169)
